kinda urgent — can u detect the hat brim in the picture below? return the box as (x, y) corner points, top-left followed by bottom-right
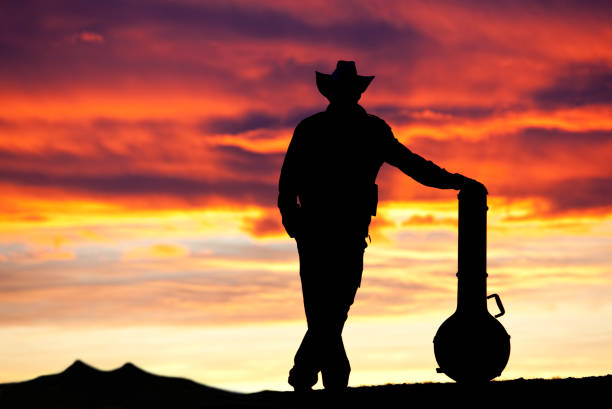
(316, 71), (375, 99)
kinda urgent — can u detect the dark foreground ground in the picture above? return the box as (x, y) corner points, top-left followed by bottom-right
(0, 360), (609, 409)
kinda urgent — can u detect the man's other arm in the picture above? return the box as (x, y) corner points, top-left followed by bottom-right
(277, 122), (303, 238)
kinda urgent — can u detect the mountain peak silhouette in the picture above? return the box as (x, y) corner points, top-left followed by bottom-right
(119, 361), (137, 370)
(114, 361), (145, 374)
(62, 359), (99, 375)
(64, 359), (97, 373)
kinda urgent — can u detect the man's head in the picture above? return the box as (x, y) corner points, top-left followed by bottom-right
(316, 61), (374, 106)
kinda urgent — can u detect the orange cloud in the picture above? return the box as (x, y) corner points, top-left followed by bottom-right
(122, 244), (190, 260)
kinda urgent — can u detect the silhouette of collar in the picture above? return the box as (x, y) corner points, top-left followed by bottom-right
(326, 103), (368, 117)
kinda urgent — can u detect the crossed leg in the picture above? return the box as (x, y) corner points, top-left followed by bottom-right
(289, 236), (366, 390)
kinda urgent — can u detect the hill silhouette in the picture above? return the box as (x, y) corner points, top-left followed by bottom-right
(0, 360), (236, 408)
(0, 360), (609, 408)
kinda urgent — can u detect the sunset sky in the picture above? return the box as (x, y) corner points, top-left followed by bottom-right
(1, 0), (611, 392)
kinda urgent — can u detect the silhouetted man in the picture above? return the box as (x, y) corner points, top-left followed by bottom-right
(278, 60), (485, 391)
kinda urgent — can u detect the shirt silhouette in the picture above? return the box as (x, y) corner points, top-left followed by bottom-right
(278, 60), (485, 391)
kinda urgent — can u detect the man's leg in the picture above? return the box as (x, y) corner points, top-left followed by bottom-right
(289, 329), (319, 390)
(288, 236), (323, 390)
(289, 235), (366, 390)
(319, 237), (365, 389)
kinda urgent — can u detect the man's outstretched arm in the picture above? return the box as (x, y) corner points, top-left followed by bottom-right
(382, 124), (486, 192)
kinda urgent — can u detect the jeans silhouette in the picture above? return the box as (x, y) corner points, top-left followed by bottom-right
(290, 234), (367, 389)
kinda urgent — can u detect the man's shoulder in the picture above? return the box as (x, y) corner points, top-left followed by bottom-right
(292, 111), (327, 135)
(296, 111), (327, 126)
(366, 113), (392, 131)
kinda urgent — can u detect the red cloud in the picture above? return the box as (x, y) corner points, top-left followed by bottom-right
(71, 31), (104, 44)
(242, 212), (285, 238)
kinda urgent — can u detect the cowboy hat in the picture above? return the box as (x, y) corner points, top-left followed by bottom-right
(316, 60), (375, 99)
